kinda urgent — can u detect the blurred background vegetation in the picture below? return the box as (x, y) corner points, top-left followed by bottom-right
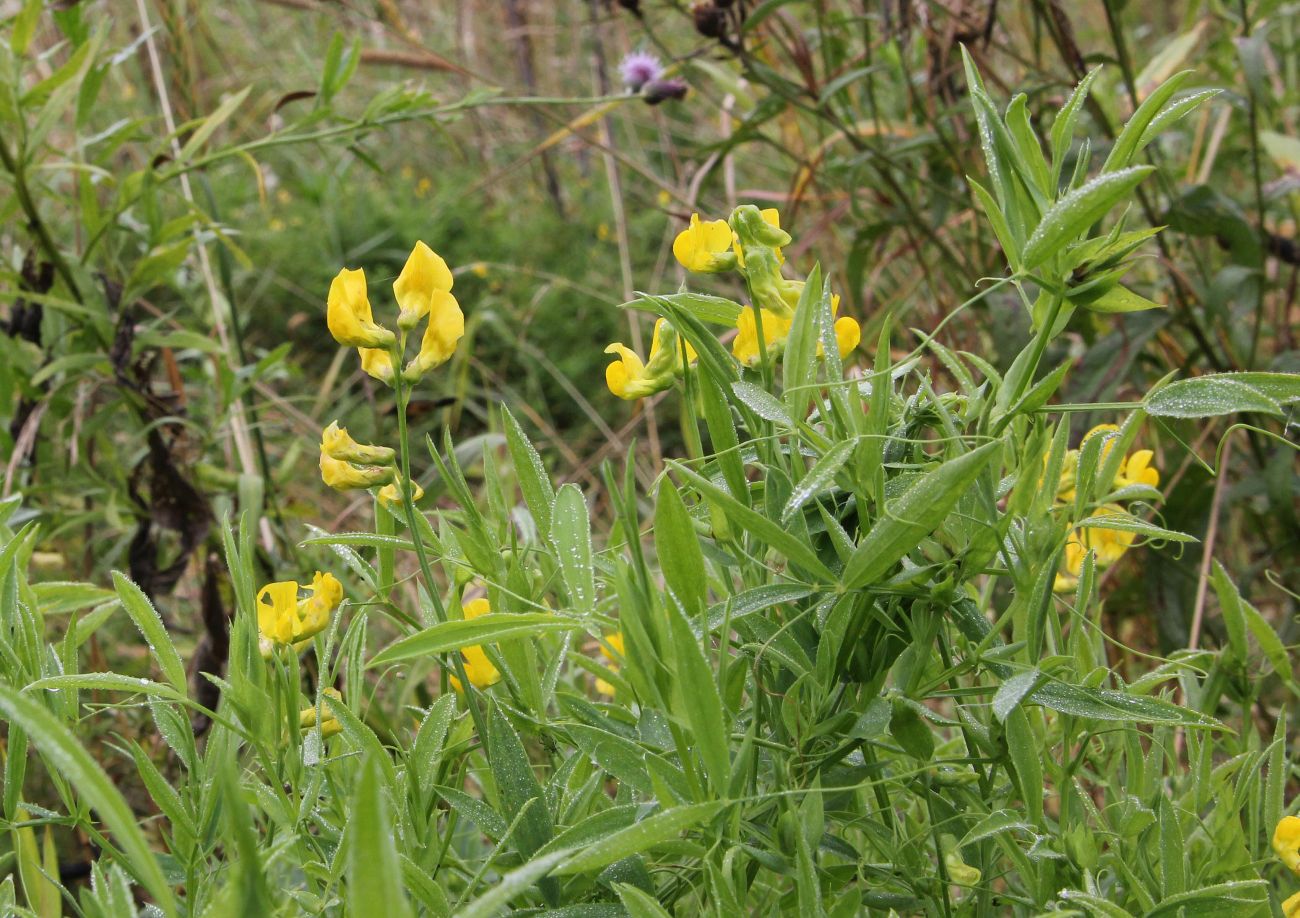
(1, 0), (1297, 731)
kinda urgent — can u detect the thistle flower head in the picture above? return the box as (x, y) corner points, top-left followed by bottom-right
(619, 51), (663, 91)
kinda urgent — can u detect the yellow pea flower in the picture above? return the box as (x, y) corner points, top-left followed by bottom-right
(257, 571), (343, 653)
(673, 213), (736, 273)
(732, 306), (792, 367)
(377, 477), (425, 508)
(327, 268), (395, 349)
(732, 207), (784, 267)
(833, 315), (862, 357)
(1275, 817), (1300, 875)
(404, 290), (465, 381)
(1053, 509), (1138, 592)
(319, 452), (394, 492)
(394, 240), (455, 331)
(1119, 449), (1159, 489)
(1284, 892), (1300, 918)
(321, 421), (394, 465)
(358, 347), (395, 385)
(595, 632), (625, 696)
(449, 597), (501, 692)
(300, 687), (343, 738)
(605, 319), (695, 400)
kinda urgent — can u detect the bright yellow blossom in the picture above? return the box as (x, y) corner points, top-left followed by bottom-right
(321, 421), (394, 465)
(673, 213), (735, 273)
(327, 268), (395, 349)
(449, 597), (501, 692)
(732, 297), (859, 367)
(393, 240), (455, 330)
(300, 687), (343, 738)
(405, 294), (465, 381)
(595, 632), (625, 696)
(1284, 892), (1300, 918)
(1053, 506), (1138, 592)
(1275, 817), (1300, 875)
(1118, 449), (1159, 489)
(257, 571), (343, 653)
(605, 318), (696, 400)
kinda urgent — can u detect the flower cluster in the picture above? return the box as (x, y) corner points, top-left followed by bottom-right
(256, 571), (343, 656)
(318, 421), (422, 508)
(326, 241), (464, 386)
(604, 205), (860, 401)
(1052, 424), (1160, 592)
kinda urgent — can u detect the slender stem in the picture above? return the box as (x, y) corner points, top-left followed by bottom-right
(391, 338), (489, 742)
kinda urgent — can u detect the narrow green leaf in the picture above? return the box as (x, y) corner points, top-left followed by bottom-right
(1145, 372), (1300, 417)
(666, 603), (729, 798)
(1102, 71), (1193, 172)
(554, 802), (724, 875)
(111, 571), (187, 697)
(348, 754), (414, 918)
(503, 406), (556, 543)
(551, 484), (595, 614)
(1021, 167), (1155, 270)
(369, 613), (582, 668)
(782, 438), (855, 523)
(656, 478), (707, 618)
(485, 701), (558, 900)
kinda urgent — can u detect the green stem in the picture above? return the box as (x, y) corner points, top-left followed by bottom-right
(391, 335), (489, 744)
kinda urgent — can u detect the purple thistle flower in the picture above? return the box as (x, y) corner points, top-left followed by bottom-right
(619, 51), (664, 92)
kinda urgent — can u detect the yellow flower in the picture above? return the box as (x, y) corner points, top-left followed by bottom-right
(358, 347), (395, 385)
(469, 261), (489, 278)
(604, 319), (695, 400)
(449, 597), (501, 692)
(733, 306), (791, 367)
(656, 189), (672, 207)
(1056, 425), (1160, 503)
(732, 207), (784, 267)
(300, 687), (343, 738)
(595, 632), (625, 696)
(404, 295), (465, 381)
(833, 315), (861, 359)
(1284, 891), (1300, 918)
(1118, 449), (1159, 489)
(327, 268), (395, 349)
(1275, 817), (1300, 875)
(416, 177), (432, 197)
(1053, 508), (1138, 592)
(257, 571), (343, 652)
(377, 477), (425, 508)
(673, 213), (736, 273)
(321, 421), (394, 465)
(394, 240), (455, 330)
(319, 452), (394, 492)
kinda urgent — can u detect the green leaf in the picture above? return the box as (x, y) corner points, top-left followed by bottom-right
(621, 292), (742, 326)
(345, 748), (410, 915)
(731, 380), (793, 425)
(841, 440), (1001, 589)
(1072, 514), (1196, 542)
(369, 613), (583, 667)
(991, 670), (1041, 722)
(485, 702), (558, 900)
(1030, 682), (1221, 728)
(1005, 707), (1043, 826)
(551, 484), (595, 614)
(1103, 71), (1193, 172)
(1082, 285), (1164, 314)
(668, 462), (835, 583)
(456, 849), (573, 918)
(615, 883), (675, 918)
(298, 532), (415, 551)
(178, 86), (252, 162)
(969, 177), (1021, 271)
(1050, 67), (1102, 186)
(656, 478), (707, 618)
(554, 802), (725, 875)
(1145, 374), (1297, 417)
(1021, 167), (1155, 270)
(503, 406), (556, 544)
(1142, 880), (1268, 917)
(783, 438), (856, 523)
(111, 571), (187, 697)
(666, 603), (729, 798)
(0, 684), (177, 917)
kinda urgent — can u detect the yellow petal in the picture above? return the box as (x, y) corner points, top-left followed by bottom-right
(463, 596), (491, 619)
(1284, 891), (1300, 918)
(300, 687), (343, 737)
(673, 213), (735, 273)
(648, 318), (698, 368)
(358, 347), (395, 385)
(377, 478), (425, 508)
(1122, 449), (1159, 488)
(1276, 817), (1300, 874)
(257, 580), (300, 645)
(404, 290), (465, 380)
(327, 268), (394, 348)
(394, 241), (454, 330)
(732, 307), (791, 367)
(321, 421), (395, 465)
(833, 316), (861, 358)
(604, 342), (648, 400)
(297, 571), (342, 640)
(450, 644), (500, 691)
(319, 452), (393, 491)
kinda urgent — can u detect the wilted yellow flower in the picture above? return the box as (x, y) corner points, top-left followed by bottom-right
(1275, 817), (1300, 875)
(1053, 509), (1138, 592)
(377, 477), (425, 508)
(319, 452), (394, 492)
(300, 687), (343, 738)
(258, 571), (343, 653)
(595, 632), (625, 696)
(327, 268), (395, 349)
(450, 597), (501, 692)
(673, 213), (735, 273)
(321, 421), (394, 465)
(605, 318), (696, 400)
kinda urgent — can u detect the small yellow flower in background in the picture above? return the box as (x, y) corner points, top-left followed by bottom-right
(595, 632), (625, 696)
(605, 318), (696, 400)
(656, 189), (672, 208)
(673, 213), (736, 273)
(596, 222), (612, 241)
(416, 177), (432, 197)
(469, 261), (489, 279)
(732, 207), (784, 267)
(300, 687), (344, 738)
(321, 421), (395, 465)
(377, 478), (425, 508)
(327, 268), (395, 349)
(1274, 817), (1300, 875)
(1053, 507), (1138, 592)
(449, 597), (501, 692)
(275, 188), (292, 206)
(269, 218), (286, 232)
(258, 571), (343, 654)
